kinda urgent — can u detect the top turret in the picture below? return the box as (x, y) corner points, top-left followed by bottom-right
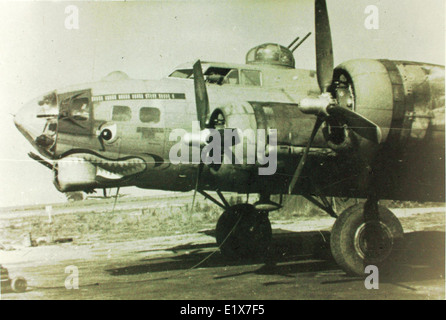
(246, 43), (295, 68)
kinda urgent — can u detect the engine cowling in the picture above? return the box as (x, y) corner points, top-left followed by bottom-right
(331, 59), (445, 149)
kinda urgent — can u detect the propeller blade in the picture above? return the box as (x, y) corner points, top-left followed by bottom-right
(288, 116), (324, 194)
(193, 60), (210, 130)
(315, 0), (334, 93)
(190, 60), (211, 212)
(327, 105), (382, 144)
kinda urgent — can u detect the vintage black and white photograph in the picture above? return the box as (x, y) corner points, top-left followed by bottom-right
(0, 0), (444, 301)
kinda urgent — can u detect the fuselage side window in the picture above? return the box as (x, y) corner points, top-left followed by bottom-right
(140, 107), (160, 123)
(241, 69), (262, 86)
(112, 105), (132, 121)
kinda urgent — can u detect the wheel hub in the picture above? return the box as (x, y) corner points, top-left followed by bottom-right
(354, 221), (394, 263)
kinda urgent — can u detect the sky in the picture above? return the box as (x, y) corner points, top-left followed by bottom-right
(0, 0), (444, 207)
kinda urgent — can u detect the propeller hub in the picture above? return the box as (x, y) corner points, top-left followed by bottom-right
(183, 129), (212, 147)
(299, 94), (332, 117)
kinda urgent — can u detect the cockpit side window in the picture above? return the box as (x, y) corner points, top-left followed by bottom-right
(58, 90), (92, 135)
(60, 94), (89, 121)
(204, 67), (232, 85)
(241, 69), (262, 86)
(222, 69), (239, 85)
(70, 97), (90, 120)
(169, 66), (246, 86)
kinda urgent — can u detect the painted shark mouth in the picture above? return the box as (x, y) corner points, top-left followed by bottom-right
(53, 150), (163, 192)
(58, 152), (147, 181)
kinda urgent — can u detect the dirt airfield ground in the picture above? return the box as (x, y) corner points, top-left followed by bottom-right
(0, 194), (444, 300)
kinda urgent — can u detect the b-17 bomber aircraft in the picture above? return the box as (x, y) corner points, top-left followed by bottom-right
(14, 0), (444, 276)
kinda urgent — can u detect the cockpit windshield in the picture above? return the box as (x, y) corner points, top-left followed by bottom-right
(169, 69), (194, 79)
(169, 64), (247, 86)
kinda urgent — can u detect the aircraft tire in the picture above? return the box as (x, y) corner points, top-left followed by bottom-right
(11, 276), (27, 293)
(216, 204), (271, 260)
(330, 203), (404, 276)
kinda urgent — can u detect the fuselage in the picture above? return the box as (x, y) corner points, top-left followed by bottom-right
(14, 58), (445, 202)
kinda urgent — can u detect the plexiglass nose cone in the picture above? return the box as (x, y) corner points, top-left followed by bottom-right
(14, 99), (42, 143)
(14, 92), (58, 157)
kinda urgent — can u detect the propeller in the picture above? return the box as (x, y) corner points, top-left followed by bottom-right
(299, 97), (382, 143)
(193, 60), (210, 130)
(288, 0), (382, 194)
(190, 60), (210, 211)
(189, 60), (241, 211)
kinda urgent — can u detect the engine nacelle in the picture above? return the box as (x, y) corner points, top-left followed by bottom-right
(332, 59), (445, 202)
(332, 59), (445, 148)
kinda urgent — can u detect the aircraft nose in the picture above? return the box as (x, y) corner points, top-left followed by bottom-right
(14, 92), (58, 156)
(14, 99), (43, 142)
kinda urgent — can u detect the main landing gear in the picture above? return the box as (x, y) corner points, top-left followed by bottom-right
(198, 191), (276, 260)
(199, 191), (404, 276)
(330, 198), (404, 276)
(303, 194), (404, 276)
